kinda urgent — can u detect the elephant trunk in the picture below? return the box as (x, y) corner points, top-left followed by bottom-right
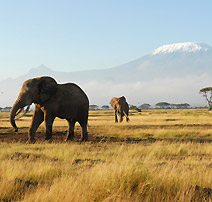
(10, 97), (27, 132)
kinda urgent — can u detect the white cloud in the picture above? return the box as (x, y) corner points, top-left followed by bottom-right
(79, 74), (212, 107)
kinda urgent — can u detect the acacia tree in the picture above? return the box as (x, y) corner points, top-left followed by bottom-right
(89, 105), (99, 110)
(102, 105), (109, 110)
(199, 87), (212, 110)
(139, 103), (151, 109)
(170, 103), (190, 109)
(155, 102), (170, 109)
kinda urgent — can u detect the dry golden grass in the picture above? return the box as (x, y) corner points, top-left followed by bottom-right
(1, 109), (212, 201)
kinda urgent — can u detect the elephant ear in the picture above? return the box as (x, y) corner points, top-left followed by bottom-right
(38, 77), (58, 103)
(110, 97), (118, 109)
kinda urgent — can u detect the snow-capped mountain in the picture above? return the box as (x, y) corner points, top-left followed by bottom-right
(1, 42), (212, 107)
(111, 42), (212, 82)
(151, 42), (212, 55)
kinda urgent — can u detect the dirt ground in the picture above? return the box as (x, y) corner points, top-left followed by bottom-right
(1, 128), (211, 144)
(0, 129), (141, 144)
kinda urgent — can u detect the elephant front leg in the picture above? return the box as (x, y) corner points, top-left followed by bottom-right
(65, 120), (76, 141)
(44, 113), (55, 141)
(28, 106), (44, 143)
(115, 110), (118, 122)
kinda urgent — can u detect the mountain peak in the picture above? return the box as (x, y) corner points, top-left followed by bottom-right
(28, 64), (53, 74)
(25, 65), (54, 78)
(33, 64), (52, 71)
(151, 42), (212, 55)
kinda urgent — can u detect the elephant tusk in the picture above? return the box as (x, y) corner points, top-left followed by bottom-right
(16, 107), (24, 116)
(14, 105), (31, 120)
(123, 111), (130, 120)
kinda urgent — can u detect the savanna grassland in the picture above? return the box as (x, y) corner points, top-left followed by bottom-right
(1, 109), (212, 201)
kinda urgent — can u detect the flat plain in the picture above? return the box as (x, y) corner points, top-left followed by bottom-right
(1, 109), (212, 202)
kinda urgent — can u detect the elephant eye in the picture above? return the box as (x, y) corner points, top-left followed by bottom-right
(25, 84), (31, 91)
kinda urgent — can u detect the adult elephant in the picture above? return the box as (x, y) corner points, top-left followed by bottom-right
(10, 76), (89, 143)
(110, 96), (129, 123)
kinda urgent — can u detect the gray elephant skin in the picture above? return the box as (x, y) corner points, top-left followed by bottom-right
(10, 76), (89, 143)
(110, 96), (129, 122)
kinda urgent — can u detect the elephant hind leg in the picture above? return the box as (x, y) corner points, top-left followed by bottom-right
(65, 119), (76, 141)
(120, 114), (123, 122)
(79, 121), (88, 142)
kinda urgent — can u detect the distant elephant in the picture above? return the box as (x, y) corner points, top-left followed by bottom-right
(10, 76), (89, 143)
(110, 96), (129, 122)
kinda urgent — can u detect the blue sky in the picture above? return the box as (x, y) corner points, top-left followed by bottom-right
(0, 0), (212, 79)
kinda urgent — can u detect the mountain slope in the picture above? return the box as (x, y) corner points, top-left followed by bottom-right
(9, 42), (212, 82)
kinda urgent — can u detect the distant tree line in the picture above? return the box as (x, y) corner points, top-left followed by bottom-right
(0, 106), (34, 112)
(89, 102), (191, 111)
(155, 102), (190, 109)
(0, 107), (12, 112)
